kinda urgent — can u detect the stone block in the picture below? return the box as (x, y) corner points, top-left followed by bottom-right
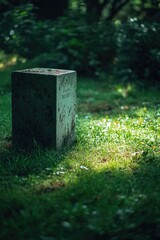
(12, 68), (77, 149)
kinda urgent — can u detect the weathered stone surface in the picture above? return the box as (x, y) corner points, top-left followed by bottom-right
(12, 68), (77, 149)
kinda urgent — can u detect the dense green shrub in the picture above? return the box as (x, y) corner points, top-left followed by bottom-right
(115, 19), (160, 83)
(0, 4), (54, 58)
(35, 14), (117, 76)
(0, 7), (117, 75)
(1, 6), (160, 82)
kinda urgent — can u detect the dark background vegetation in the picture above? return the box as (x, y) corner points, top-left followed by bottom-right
(0, 0), (160, 83)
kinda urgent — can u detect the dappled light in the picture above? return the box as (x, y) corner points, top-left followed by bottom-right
(0, 0), (160, 239)
(1, 72), (160, 238)
(115, 83), (134, 98)
(0, 51), (26, 71)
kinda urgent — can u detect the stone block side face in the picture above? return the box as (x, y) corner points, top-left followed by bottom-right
(56, 72), (77, 149)
(12, 72), (56, 148)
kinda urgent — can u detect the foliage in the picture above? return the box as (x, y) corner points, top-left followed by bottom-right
(72, 0), (160, 21)
(0, 8), (117, 75)
(115, 19), (160, 83)
(34, 14), (117, 76)
(0, 0), (69, 20)
(0, 4), (160, 82)
(129, 0), (160, 21)
(0, 70), (160, 239)
(1, 0), (160, 22)
(0, 4), (56, 59)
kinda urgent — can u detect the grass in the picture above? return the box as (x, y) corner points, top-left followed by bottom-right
(0, 64), (160, 240)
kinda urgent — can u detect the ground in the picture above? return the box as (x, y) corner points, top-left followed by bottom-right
(0, 66), (160, 240)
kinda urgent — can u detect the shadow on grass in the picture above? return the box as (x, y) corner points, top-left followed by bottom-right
(0, 154), (160, 240)
(0, 144), (73, 177)
(0, 76), (160, 239)
(57, 160), (160, 240)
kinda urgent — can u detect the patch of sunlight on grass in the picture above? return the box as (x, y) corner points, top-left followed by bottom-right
(0, 75), (160, 239)
(0, 63), (4, 69)
(115, 83), (135, 98)
(0, 51), (26, 71)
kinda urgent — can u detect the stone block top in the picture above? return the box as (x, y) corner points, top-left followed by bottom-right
(13, 68), (75, 76)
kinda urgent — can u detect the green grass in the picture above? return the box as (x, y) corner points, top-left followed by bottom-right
(0, 66), (160, 240)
